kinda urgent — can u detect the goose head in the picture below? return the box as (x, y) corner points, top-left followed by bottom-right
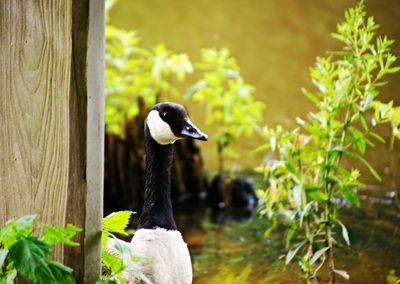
(146, 102), (208, 145)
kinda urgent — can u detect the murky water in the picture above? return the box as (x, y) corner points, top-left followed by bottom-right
(176, 186), (400, 284)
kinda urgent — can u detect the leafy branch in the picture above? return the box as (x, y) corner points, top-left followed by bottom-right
(186, 47), (265, 192)
(0, 215), (80, 284)
(99, 211), (151, 284)
(105, 0), (193, 135)
(256, 1), (399, 283)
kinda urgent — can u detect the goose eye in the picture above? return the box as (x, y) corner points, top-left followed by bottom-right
(162, 112), (168, 118)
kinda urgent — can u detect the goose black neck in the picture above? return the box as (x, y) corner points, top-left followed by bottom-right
(137, 124), (177, 230)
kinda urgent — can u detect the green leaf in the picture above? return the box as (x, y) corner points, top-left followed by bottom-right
(299, 202), (314, 228)
(0, 215), (36, 248)
(292, 185), (302, 209)
(102, 231), (109, 250)
(351, 128), (366, 154)
(6, 269), (17, 283)
(9, 237), (54, 282)
(353, 153), (382, 181)
(387, 66), (400, 74)
(48, 261), (75, 284)
(252, 143), (270, 154)
(103, 211), (134, 236)
(360, 115), (369, 131)
(310, 247), (330, 265)
(42, 224), (81, 246)
(303, 90), (320, 105)
(338, 220), (351, 245)
(102, 251), (124, 273)
(341, 186), (360, 208)
(185, 81), (207, 99)
(370, 131), (386, 143)
(96, 280), (118, 284)
(361, 92), (375, 112)
(306, 187), (327, 201)
(285, 241), (306, 264)
(0, 248), (8, 268)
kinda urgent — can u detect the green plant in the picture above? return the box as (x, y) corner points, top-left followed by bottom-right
(0, 215), (80, 283)
(99, 211), (151, 284)
(386, 269), (400, 284)
(186, 48), (265, 191)
(105, 0), (193, 135)
(256, 1), (399, 283)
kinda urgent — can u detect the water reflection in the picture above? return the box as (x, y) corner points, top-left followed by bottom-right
(176, 186), (400, 283)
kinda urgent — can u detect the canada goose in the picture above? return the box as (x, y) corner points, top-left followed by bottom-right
(109, 102), (207, 284)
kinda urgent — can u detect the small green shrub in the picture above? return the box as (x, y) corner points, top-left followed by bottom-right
(99, 211), (151, 284)
(256, 1), (399, 283)
(105, 0), (193, 135)
(0, 215), (80, 283)
(186, 47), (265, 186)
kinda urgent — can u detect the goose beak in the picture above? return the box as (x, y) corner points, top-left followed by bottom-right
(180, 120), (208, 141)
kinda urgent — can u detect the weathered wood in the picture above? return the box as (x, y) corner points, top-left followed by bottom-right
(0, 1), (72, 259)
(65, 0), (90, 281)
(84, 0), (105, 282)
(0, 0), (104, 282)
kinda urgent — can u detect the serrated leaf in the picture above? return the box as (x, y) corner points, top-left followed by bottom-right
(103, 211), (134, 236)
(341, 186), (360, 207)
(334, 269), (350, 280)
(43, 224), (81, 246)
(48, 261), (75, 284)
(102, 250), (124, 273)
(9, 237), (54, 282)
(310, 247), (330, 265)
(0, 215), (36, 248)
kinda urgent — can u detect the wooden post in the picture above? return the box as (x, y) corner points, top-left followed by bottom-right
(0, 0), (105, 282)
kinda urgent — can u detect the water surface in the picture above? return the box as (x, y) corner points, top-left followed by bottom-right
(176, 186), (400, 283)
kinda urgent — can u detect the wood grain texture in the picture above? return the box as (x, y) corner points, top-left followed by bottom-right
(64, 0), (90, 280)
(0, 1), (72, 261)
(0, 0), (105, 280)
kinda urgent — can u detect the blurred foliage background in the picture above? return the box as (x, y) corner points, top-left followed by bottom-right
(107, 0), (400, 185)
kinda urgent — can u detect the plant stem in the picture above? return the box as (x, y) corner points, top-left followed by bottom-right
(325, 202), (335, 284)
(217, 142), (228, 206)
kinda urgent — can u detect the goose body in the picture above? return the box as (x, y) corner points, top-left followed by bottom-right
(108, 103), (207, 284)
(123, 228), (192, 284)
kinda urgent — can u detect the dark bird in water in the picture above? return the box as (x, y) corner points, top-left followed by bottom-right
(107, 102), (207, 284)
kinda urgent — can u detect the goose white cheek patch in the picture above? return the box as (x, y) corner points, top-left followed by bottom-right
(147, 110), (180, 145)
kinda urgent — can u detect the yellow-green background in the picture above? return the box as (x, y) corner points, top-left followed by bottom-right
(109, 0), (400, 185)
